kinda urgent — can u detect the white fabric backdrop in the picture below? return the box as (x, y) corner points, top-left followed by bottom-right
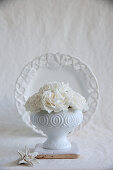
(0, 0), (113, 169)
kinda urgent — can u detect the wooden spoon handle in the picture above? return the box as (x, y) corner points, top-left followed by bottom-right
(35, 154), (80, 159)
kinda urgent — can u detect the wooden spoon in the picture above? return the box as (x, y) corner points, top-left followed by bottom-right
(35, 154), (80, 159)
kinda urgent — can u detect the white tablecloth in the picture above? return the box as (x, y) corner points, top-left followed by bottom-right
(0, 0), (113, 169)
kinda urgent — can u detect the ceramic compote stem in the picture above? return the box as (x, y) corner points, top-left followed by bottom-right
(30, 110), (83, 150)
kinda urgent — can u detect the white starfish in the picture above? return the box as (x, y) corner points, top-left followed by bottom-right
(18, 146), (39, 166)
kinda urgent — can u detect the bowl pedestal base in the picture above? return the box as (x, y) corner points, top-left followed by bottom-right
(35, 143), (79, 155)
(43, 135), (71, 150)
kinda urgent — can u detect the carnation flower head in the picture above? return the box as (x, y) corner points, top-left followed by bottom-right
(25, 82), (88, 113)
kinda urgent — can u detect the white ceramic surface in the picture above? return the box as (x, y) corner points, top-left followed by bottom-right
(30, 110), (83, 150)
(35, 143), (79, 154)
(15, 53), (99, 135)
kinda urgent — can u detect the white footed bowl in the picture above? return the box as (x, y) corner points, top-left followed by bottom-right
(30, 110), (83, 150)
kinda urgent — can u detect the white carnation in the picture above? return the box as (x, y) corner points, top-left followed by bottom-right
(25, 93), (41, 112)
(25, 82), (88, 113)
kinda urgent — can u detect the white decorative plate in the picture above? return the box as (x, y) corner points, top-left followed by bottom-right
(15, 53), (99, 135)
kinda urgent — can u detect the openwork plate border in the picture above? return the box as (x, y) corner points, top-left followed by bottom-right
(15, 53), (99, 135)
